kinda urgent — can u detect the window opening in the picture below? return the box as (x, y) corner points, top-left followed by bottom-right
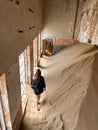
(19, 51), (26, 96)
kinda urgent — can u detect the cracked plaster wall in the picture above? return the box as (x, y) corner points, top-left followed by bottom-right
(78, 0), (98, 46)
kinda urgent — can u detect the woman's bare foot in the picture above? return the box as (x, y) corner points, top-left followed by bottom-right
(37, 108), (40, 111)
(37, 104), (40, 111)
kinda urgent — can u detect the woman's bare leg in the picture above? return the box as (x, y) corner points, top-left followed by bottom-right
(36, 95), (41, 111)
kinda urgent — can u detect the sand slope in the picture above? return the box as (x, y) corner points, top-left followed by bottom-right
(21, 43), (98, 130)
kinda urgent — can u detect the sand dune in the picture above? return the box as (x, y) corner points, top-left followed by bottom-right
(21, 42), (98, 130)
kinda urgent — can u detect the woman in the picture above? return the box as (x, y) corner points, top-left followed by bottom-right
(31, 69), (46, 111)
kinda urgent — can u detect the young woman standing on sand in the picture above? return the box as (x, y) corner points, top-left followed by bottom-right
(31, 69), (46, 111)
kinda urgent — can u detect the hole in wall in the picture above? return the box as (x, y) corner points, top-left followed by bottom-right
(28, 26), (35, 29)
(18, 30), (23, 33)
(29, 27), (32, 29)
(32, 26), (35, 28)
(28, 8), (34, 13)
(16, 0), (19, 5)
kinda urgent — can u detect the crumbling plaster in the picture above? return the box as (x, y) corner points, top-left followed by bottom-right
(0, 0), (43, 76)
(78, 0), (98, 45)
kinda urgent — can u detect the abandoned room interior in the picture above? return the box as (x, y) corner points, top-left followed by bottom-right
(1, 0), (98, 130)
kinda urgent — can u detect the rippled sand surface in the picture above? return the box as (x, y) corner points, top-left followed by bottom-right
(21, 42), (98, 130)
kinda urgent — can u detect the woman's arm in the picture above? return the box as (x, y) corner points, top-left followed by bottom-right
(42, 77), (46, 91)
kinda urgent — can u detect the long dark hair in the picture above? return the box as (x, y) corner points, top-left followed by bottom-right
(35, 69), (41, 82)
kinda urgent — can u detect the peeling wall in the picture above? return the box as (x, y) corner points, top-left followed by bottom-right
(43, 0), (81, 41)
(25, 45), (31, 84)
(78, 0), (98, 46)
(5, 61), (22, 130)
(0, 99), (6, 130)
(0, 0), (43, 76)
(0, 74), (12, 130)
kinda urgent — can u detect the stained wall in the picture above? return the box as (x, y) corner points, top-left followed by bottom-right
(78, 0), (98, 46)
(0, 0), (43, 76)
(43, 0), (85, 42)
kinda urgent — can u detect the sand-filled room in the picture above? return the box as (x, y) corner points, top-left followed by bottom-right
(0, 0), (98, 130)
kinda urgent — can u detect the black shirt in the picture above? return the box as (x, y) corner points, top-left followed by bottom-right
(31, 76), (46, 95)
